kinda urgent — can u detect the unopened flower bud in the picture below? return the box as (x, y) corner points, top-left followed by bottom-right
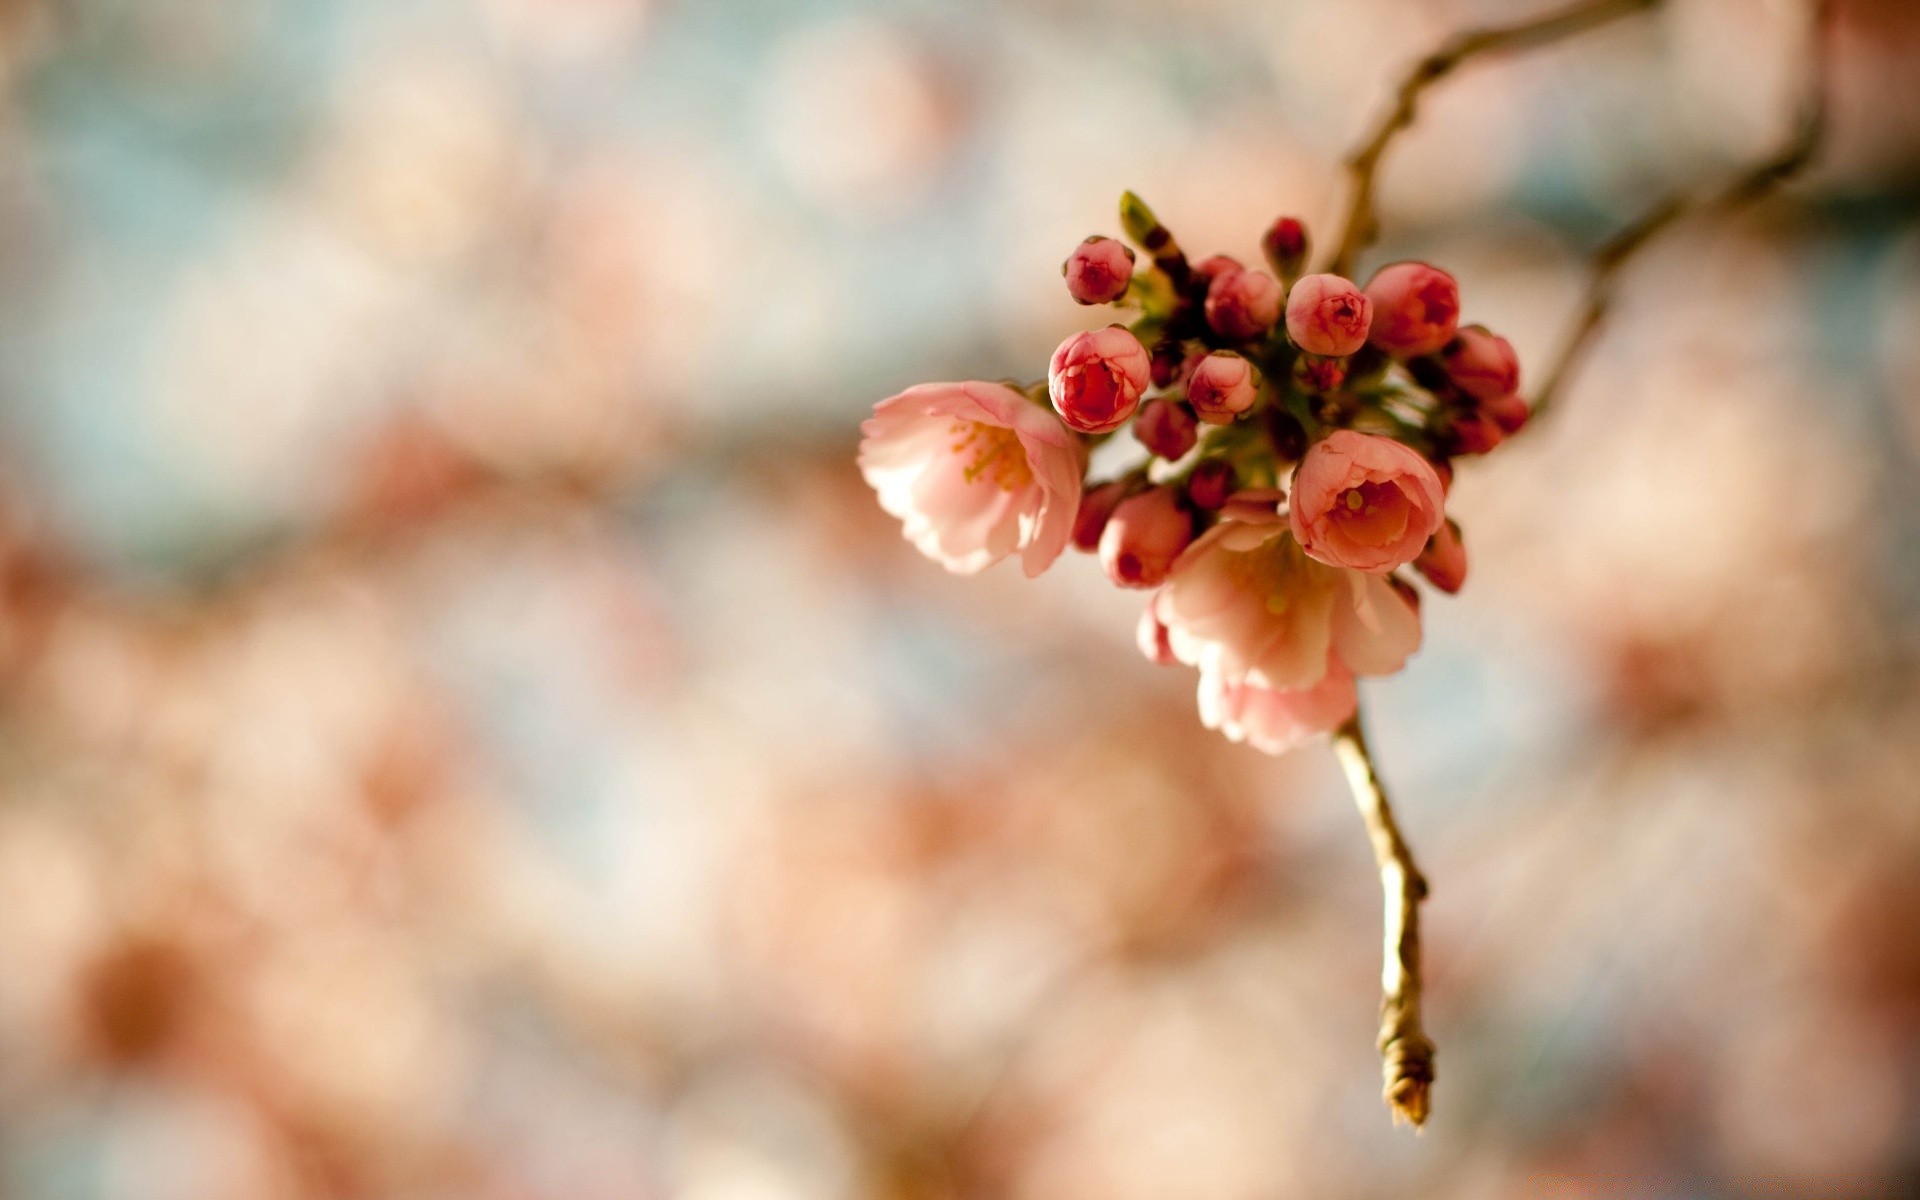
(1205, 268), (1282, 340)
(1134, 397), (1199, 460)
(1414, 519), (1467, 594)
(1441, 325), (1519, 401)
(1446, 408), (1504, 456)
(1186, 352), (1259, 424)
(1285, 273), (1372, 356)
(1136, 605), (1178, 666)
(1193, 255), (1244, 288)
(1149, 341), (1188, 389)
(1293, 354), (1346, 394)
(1481, 391), (1530, 435)
(1260, 216), (1310, 280)
(1072, 479), (1130, 552)
(1063, 236), (1136, 305)
(1099, 487), (1192, 589)
(1186, 459), (1236, 510)
(1049, 326), (1151, 433)
(1364, 261), (1460, 357)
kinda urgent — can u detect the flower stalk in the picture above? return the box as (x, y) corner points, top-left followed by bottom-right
(1331, 710), (1435, 1127)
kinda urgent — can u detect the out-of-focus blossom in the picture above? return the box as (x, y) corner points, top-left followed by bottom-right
(1289, 430), (1445, 573)
(1100, 487), (1193, 589)
(1413, 518), (1467, 594)
(1364, 261), (1460, 357)
(1049, 326), (1152, 434)
(1136, 605), (1178, 665)
(1284, 273), (1372, 356)
(1072, 479), (1131, 552)
(860, 381), (1082, 575)
(1186, 352), (1260, 424)
(1133, 397), (1199, 459)
(1443, 325), (1520, 401)
(1261, 216), (1310, 280)
(1205, 267), (1283, 340)
(1186, 459), (1236, 511)
(1197, 655), (1356, 755)
(1482, 391), (1530, 434)
(1063, 236), (1136, 305)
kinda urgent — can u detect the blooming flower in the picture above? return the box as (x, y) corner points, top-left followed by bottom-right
(1155, 520), (1422, 692)
(1285, 273), (1372, 357)
(1062, 236), (1135, 305)
(1100, 486), (1192, 588)
(1289, 430), (1445, 573)
(1205, 267), (1283, 340)
(860, 381), (1084, 576)
(1186, 352), (1259, 424)
(1049, 326), (1152, 433)
(1137, 605), (1178, 666)
(1364, 261), (1460, 357)
(1442, 326), (1519, 401)
(1197, 656), (1356, 755)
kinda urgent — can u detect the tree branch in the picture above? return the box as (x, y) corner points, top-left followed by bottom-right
(1326, 0), (1665, 279)
(1529, 0), (1836, 418)
(1331, 710), (1435, 1128)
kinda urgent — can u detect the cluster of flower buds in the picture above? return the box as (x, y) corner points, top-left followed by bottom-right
(859, 193), (1529, 754)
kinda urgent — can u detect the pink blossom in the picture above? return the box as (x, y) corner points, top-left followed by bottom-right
(1049, 326), (1151, 433)
(1198, 657), (1356, 755)
(1137, 605), (1178, 666)
(1413, 518), (1467, 594)
(1442, 326), (1519, 401)
(1063, 236), (1135, 306)
(1216, 486), (1289, 526)
(1289, 430), (1445, 573)
(1186, 352), (1259, 424)
(1285, 273), (1372, 357)
(1364, 261), (1459, 357)
(1100, 486), (1193, 589)
(1133, 397), (1199, 460)
(1205, 268), (1283, 340)
(1155, 520), (1422, 692)
(860, 381), (1084, 577)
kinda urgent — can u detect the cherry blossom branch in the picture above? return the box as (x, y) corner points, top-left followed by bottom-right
(1326, 0), (1664, 279)
(1530, 0), (1836, 418)
(1331, 710), (1435, 1128)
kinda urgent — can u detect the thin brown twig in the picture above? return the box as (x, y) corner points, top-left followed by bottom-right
(1331, 710), (1435, 1128)
(1530, 0), (1836, 418)
(1325, 0), (1665, 279)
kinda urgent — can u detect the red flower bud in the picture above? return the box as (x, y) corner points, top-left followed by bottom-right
(1413, 519), (1467, 594)
(1481, 391), (1530, 435)
(1261, 216), (1310, 279)
(1063, 236), (1136, 305)
(1072, 479), (1130, 552)
(1048, 326), (1151, 433)
(1133, 397), (1199, 460)
(1099, 487), (1192, 589)
(1292, 354), (1347, 394)
(1192, 254), (1244, 287)
(1186, 459), (1236, 510)
(1442, 325), (1519, 401)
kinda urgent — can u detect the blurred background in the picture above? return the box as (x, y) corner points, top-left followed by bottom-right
(0, 0), (1916, 1196)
